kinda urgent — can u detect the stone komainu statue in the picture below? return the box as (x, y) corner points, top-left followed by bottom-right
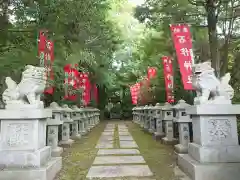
(192, 61), (234, 105)
(2, 65), (47, 109)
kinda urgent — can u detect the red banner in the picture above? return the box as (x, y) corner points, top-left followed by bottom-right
(38, 31), (55, 94)
(170, 24), (194, 90)
(162, 56), (174, 103)
(44, 40), (54, 94)
(147, 67), (157, 79)
(79, 72), (91, 106)
(130, 83), (140, 105)
(64, 64), (79, 100)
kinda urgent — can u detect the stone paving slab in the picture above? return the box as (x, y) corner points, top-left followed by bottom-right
(120, 141), (138, 148)
(118, 129), (128, 132)
(86, 165), (153, 178)
(93, 156), (145, 164)
(95, 143), (113, 149)
(102, 132), (114, 135)
(104, 129), (115, 132)
(97, 149), (140, 155)
(99, 136), (114, 141)
(119, 131), (131, 135)
(119, 136), (134, 141)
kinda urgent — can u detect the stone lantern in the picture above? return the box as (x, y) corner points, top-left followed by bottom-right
(79, 107), (87, 135)
(143, 105), (151, 130)
(82, 108), (89, 133)
(59, 104), (74, 147)
(172, 100), (191, 153)
(47, 102), (64, 157)
(161, 102), (177, 144)
(135, 106), (141, 124)
(139, 106), (145, 127)
(148, 104), (156, 134)
(154, 103), (165, 139)
(71, 105), (82, 140)
(132, 107), (136, 123)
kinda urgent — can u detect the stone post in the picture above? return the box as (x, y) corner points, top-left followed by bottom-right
(89, 108), (95, 129)
(86, 109), (91, 131)
(149, 105), (155, 134)
(172, 100), (191, 154)
(97, 109), (100, 124)
(59, 104), (74, 147)
(83, 109), (89, 133)
(161, 102), (177, 144)
(79, 108), (87, 135)
(140, 106), (144, 127)
(132, 107), (136, 122)
(140, 106), (147, 128)
(0, 65), (61, 180)
(71, 105), (82, 140)
(143, 105), (149, 130)
(47, 102), (64, 157)
(154, 103), (165, 139)
(135, 106), (141, 125)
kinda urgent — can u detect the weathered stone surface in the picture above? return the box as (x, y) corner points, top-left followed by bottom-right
(86, 165), (153, 178)
(104, 129), (115, 132)
(95, 140), (113, 149)
(120, 141), (138, 148)
(97, 149), (140, 155)
(119, 136), (134, 141)
(118, 128), (128, 132)
(93, 156), (145, 164)
(0, 157), (62, 180)
(119, 131), (131, 136)
(99, 136), (114, 141)
(102, 132), (114, 135)
(95, 143), (113, 149)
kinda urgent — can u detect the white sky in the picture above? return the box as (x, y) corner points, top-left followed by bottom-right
(128, 0), (145, 6)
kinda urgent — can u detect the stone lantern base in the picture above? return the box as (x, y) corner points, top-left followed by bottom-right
(178, 104), (240, 180)
(0, 109), (62, 180)
(174, 144), (188, 154)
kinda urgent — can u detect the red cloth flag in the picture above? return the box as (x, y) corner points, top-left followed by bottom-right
(147, 67), (157, 79)
(170, 24), (194, 90)
(63, 64), (79, 100)
(44, 40), (54, 94)
(79, 72), (91, 105)
(162, 56), (174, 103)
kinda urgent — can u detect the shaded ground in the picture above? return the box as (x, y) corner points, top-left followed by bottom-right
(55, 120), (178, 180)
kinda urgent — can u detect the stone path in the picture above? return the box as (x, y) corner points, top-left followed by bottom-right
(86, 123), (154, 179)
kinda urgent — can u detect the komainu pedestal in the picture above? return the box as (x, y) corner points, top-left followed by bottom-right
(0, 109), (62, 180)
(0, 65), (61, 180)
(177, 62), (240, 180)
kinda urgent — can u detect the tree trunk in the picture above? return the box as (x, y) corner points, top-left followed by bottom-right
(206, 0), (220, 77)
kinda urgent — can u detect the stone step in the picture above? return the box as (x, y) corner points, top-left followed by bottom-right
(97, 149), (140, 155)
(93, 156), (145, 165)
(86, 165), (153, 178)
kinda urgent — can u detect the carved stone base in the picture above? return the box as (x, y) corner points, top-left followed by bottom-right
(51, 147), (63, 157)
(174, 144), (188, 154)
(148, 129), (155, 134)
(153, 132), (165, 140)
(178, 154), (240, 180)
(59, 139), (74, 148)
(162, 137), (178, 145)
(0, 157), (62, 180)
(71, 134), (81, 140)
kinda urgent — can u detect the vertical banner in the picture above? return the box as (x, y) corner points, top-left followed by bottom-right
(38, 30), (46, 67)
(79, 72), (91, 106)
(162, 56), (174, 103)
(170, 24), (194, 90)
(44, 40), (54, 94)
(147, 67), (157, 79)
(130, 83), (140, 105)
